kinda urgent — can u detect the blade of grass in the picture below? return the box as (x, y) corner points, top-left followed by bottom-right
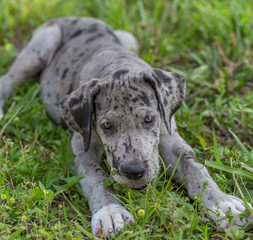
(161, 147), (184, 196)
(205, 161), (253, 181)
(229, 130), (252, 162)
(75, 222), (96, 239)
(7, 227), (25, 240)
(0, 106), (23, 136)
(213, 129), (221, 164)
(62, 193), (90, 225)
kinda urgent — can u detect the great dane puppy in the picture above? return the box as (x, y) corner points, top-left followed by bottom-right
(0, 17), (251, 237)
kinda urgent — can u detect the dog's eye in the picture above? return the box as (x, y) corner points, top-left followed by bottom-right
(144, 115), (155, 124)
(102, 122), (112, 130)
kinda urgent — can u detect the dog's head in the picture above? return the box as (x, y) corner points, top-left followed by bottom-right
(60, 69), (185, 188)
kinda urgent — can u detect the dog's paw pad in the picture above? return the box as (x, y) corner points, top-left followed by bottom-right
(91, 203), (134, 237)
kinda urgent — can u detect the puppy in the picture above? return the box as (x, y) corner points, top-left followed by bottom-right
(0, 17), (251, 237)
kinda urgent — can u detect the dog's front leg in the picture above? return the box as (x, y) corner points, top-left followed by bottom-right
(71, 132), (134, 237)
(159, 122), (252, 229)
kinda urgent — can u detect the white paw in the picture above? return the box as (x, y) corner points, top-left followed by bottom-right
(205, 193), (252, 230)
(91, 203), (134, 238)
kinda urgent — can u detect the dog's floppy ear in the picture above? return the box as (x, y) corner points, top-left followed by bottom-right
(144, 69), (185, 134)
(59, 79), (100, 152)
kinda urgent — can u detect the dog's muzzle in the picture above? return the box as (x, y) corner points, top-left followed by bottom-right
(121, 161), (146, 180)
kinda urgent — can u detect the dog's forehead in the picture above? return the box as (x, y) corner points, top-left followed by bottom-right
(95, 77), (157, 112)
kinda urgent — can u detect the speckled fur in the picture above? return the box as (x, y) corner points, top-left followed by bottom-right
(0, 17), (251, 238)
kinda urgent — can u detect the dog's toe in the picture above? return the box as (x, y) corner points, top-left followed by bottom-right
(91, 203), (134, 237)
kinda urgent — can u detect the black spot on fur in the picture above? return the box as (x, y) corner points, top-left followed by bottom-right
(71, 19), (79, 25)
(112, 69), (129, 80)
(66, 81), (74, 95)
(113, 142), (118, 152)
(89, 80), (97, 88)
(138, 90), (150, 106)
(184, 151), (198, 163)
(85, 33), (104, 44)
(106, 27), (121, 44)
(95, 102), (101, 112)
(70, 29), (83, 40)
(100, 62), (114, 72)
(56, 67), (60, 76)
(87, 24), (98, 33)
(117, 56), (129, 60)
(112, 153), (120, 170)
(69, 97), (80, 108)
(152, 130), (158, 137)
(129, 85), (139, 92)
(71, 58), (79, 64)
(61, 68), (69, 79)
(132, 98), (138, 103)
(172, 73), (182, 81)
(123, 143), (129, 153)
(150, 73), (162, 88)
(114, 39), (121, 44)
(154, 70), (173, 86)
(111, 80), (115, 91)
(128, 136), (132, 151)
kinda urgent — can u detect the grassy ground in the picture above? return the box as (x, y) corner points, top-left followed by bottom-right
(0, 0), (253, 239)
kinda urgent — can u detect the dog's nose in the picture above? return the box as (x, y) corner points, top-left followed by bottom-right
(121, 162), (146, 180)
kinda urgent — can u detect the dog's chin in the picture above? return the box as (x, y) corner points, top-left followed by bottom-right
(112, 174), (152, 189)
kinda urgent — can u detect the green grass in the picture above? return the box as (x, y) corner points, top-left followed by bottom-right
(0, 0), (253, 239)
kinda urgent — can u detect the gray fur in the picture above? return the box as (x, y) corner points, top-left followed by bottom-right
(0, 17), (251, 238)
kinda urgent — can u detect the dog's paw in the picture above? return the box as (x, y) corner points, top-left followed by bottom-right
(205, 193), (252, 230)
(91, 203), (134, 238)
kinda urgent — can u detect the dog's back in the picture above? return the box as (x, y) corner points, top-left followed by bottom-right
(39, 17), (127, 122)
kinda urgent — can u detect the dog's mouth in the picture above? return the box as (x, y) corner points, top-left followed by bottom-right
(131, 184), (147, 190)
(111, 169), (155, 189)
(113, 174), (147, 189)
